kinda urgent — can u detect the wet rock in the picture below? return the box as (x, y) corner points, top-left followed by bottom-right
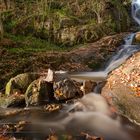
(54, 70), (69, 82)
(101, 52), (140, 123)
(25, 79), (54, 106)
(54, 78), (83, 101)
(0, 108), (26, 118)
(1, 121), (29, 135)
(93, 81), (106, 93)
(0, 93), (25, 108)
(82, 81), (97, 94)
(134, 32), (140, 44)
(5, 73), (40, 96)
(44, 69), (68, 82)
(44, 69), (55, 82)
(0, 135), (16, 140)
(44, 104), (62, 112)
(44, 69), (83, 101)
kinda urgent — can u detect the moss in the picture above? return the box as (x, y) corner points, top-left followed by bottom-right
(5, 73), (40, 96)
(4, 33), (70, 53)
(5, 78), (13, 95)
(0, 95), (8, 108)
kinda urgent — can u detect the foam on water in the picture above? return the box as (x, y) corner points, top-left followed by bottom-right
(29, 93), (132, 140)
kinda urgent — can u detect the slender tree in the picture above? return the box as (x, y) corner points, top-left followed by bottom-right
(91, 0), (105, 24)
(3, 0), (8, 9)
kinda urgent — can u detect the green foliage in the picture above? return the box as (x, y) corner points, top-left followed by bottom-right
(4, 33), (70, 53)
(2, 0), (131, 47)
(109, 0), (130, 32)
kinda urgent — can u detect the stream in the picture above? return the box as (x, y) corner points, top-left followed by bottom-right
(0, 1), (140, 140)
(0, 30), (139, 140)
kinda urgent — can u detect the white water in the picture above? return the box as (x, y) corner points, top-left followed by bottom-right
(0, 93), (137, 140)
(23, 93), (131, 140)
(132, 0), (140, 25)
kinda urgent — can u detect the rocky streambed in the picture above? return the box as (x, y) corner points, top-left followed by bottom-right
(0, 33), (140, 140)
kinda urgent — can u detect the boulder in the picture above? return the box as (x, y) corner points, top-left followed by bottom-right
(45, 69), (83, 101)
(0, 93), (25, 108)
(5, 73), (40, 96)
(82, 81), (97, 94)
(25, 79), (54, 106)
(101, 52), (140, 123)
(134, 32), (140, 44)
(44, 69), (68, 82)
(53, 78), (83, 101)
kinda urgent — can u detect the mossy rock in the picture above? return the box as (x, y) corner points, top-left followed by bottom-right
(5, 73), (40, 96)
(0, 94), (25, 108)
(25, 79), (54, 106)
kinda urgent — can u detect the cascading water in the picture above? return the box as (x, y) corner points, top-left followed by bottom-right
(104, 36), (140, 73)
(0, 1), (140, 140)
(132, 0), (140, 25)
(69, 33), (140, 81)
(69, 0), (140, 81)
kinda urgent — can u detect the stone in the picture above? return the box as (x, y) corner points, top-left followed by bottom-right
(44, 69), (68, 82)
(53, 78), (83, 101)
(44, 104), (62, 112)
(82, 80), (97, 94)
(44, 69), (54, 82)
(25, 79), (54, 106)
(0, 93), (25, 108)
(101, 52), (140, 123)
(135, 32), (140, 43)
(5, 73), (40, 96)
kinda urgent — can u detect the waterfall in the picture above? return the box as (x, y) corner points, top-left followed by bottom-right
(104, 33), (140, 73)
(132, 0), (140, 25)
(69, 32), (140, 81)
(69, 1), (140, 81)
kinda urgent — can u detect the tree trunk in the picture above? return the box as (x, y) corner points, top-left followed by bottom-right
(4, 0), (9, 9)
(97, 14), (102, 24)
